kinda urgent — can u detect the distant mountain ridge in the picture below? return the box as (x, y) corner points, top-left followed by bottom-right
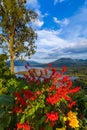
(36, 58), (87, 67)
(7, 60), (42, 67)
(50, 58), (87, 67)
(7, 58), (87, 67)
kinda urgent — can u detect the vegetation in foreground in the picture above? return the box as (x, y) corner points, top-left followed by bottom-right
(0, 55), (87, 130)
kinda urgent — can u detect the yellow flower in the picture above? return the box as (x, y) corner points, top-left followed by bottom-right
(63, 117), (67, 122)
(67, 111), (79, 128)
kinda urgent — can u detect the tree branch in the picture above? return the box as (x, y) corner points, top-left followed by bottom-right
(0, 34), (10, 45)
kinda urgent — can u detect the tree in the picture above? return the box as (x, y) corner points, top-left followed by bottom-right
(0, 0), (37, 74)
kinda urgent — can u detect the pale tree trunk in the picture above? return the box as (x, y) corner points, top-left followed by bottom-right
(9, 35), (14, 74)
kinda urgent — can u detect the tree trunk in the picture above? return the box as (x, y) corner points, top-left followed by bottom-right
(9, 35), (14, 74)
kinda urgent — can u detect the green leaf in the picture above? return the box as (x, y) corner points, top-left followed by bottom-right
(27, 107), (35, 116)
(0, 126), (4, 130)
(45, 123), (53, 130)
(20, 114), (26, 124)
(0, 94), (14, 106)
(38, 116), (46, 125)
(0, 113), (11, 128)
(0, 109), (5, 118)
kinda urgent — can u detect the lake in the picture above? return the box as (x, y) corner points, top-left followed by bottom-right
(14, 66), (43, 73)
(14, 66), (44, 78)
(14, 66), (78, 80)
(14, 66), (27, 73)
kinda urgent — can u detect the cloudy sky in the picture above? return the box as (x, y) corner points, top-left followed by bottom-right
(26, 0), (87, 63)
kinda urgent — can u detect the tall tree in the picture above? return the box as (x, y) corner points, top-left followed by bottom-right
(0, 0), (37, 74)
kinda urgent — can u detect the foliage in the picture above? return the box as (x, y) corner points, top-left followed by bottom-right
(0, 53), (11, 94)
(0, 64), (87, 130)
(0, 53), (10, 78)
(74, 78), (87, 91)
(0, 54), (28, 94)
(0, 0), (37, 73)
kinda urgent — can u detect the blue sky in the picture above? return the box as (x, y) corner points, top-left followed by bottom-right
(1, 0), (87, 63)
(26, 0), (87, 63)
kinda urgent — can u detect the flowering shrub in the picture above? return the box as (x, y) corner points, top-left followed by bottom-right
(0, 64), (86, 129)
(11, 65), (83, 130)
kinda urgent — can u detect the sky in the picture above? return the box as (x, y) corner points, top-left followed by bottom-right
(0, 0), (87, 63)
(26, 0), (87, 63)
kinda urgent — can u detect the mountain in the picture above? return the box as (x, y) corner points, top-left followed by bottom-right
(37, 58), (87, 67)
(7, 60), (41, 67)
(7, 58), (87, 67)
(50, 58), (87, 67)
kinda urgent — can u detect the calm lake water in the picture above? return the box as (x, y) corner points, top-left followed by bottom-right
(14, 66), (78, 80)
(14, 66), (27, 72)
(14, 66), (43, 73)
(14, 66), (44, 78)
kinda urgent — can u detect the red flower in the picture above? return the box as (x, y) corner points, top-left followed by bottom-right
(23, 89), (34, 99)
(13, 107), (22, 113)
(46, 79), (80, 105)
(68, 87), (80, 94)
(46, 94), (60, 105)
(46, 111), (58, 122)
(51, 67), (56, 75)
(48, 63), (52, 67)
(46, 85), (56, 92)
(69, 101), (76, 109)
(62, 76), (69, 83)
(14, 92), (27, 107)
(61, 66), (66, 74)
(17, 122), (31, 130)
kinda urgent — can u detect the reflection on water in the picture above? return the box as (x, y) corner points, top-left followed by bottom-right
(14, 66), (27, 73)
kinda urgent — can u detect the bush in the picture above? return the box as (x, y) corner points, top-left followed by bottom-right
(0, 65), (87, 130)
(0, 54), (10, 78)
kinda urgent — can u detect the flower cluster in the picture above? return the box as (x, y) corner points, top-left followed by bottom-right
(12, 65), (81, 130)
(17, 121), (31, 130)
(46, 111), (58, 122)
(46, 78), (80, 106)
(66, 111), (79, 128)
(68, 111), (79, 128)
(13, 89), (37, 113)
(46, 111), (58, 127)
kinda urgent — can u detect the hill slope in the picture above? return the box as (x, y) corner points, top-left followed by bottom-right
(7, 60), (41, 67)
(37, 58), (87, 67)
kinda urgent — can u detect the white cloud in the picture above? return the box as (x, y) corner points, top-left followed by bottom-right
(26, 0), (44, 28)
(54, 0), (65, 5)
(30, 29), (87, 63)
(27, 0), (87, 63)
(31, 19), (44, 28)
(53, 17), (69, 26)
(36, 29), (65, 48)
(26, 0), (40, 9)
